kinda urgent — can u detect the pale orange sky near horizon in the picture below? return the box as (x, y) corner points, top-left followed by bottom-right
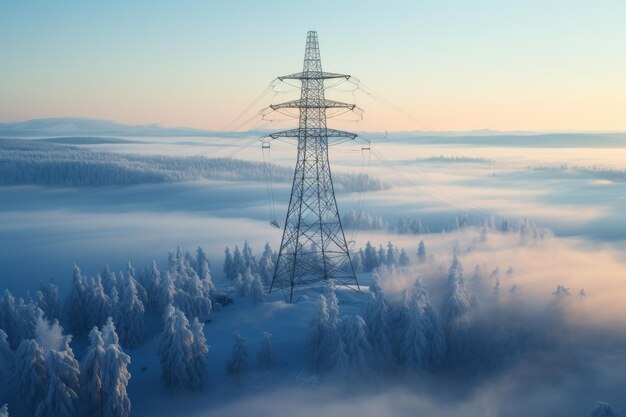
(1, 1), (625, 132)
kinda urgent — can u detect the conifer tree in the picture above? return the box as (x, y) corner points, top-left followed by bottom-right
(66, 264), (88, 334)
(342, 315), (371, 376)
(227, 331), (248, 377)
(115, 274), (145, 348)
(80, 327), (106, 417)
(257, 331), (276, 370)
(14, 339), (48, 417)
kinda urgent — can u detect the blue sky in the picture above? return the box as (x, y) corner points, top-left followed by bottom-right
(1, 0), (625, 131)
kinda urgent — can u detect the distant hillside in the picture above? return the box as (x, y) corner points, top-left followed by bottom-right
(0, 139), (387, 192)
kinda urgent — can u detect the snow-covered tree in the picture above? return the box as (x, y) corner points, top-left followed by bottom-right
(417, 241), (426, 263)
(34, 373), (75, 417)
(364, 277), (392, 367)
(258, 243), (275, 287)
(35, 280), (61, 321)
(377, 245), (386, 267)
(14, 339), (48, 417)
(141, 260), (162, 311)
(307, 294), (345, 373)
(341, 315), (371, 376)
(389, 289), (410, 364)
(385, 242), (397, 267)
(242, 240), (257, 273)
(589, 402), (621, 417)
(352, 250), (364, 273)
(158, 272), (176, 313)
(86, 275), (113, 330)
(227, 331), (248, 377)
(80, 327), (106, 417)
(189, 317), (209, 389)
(443, 255), (478, 366)
(398, 249), (410, 267)
(0, 404), (7, 417)
(197, 254), (216, 297)
(257, 331), (276, 371)
(223, 247), (235, 280)
(363, 242), (379, 272)
(101, 265), (118, 303)
(159, 306), (201, 391)
(249, 273), (265, 305)
(402, 279), (446, 372)
(0, 330), (14, 406)
(102, 328), (131, 417)
(36, 338), (80, 417)
(115, 273), (145, 348)
(236, 267), (254, 297)
(232, 246), (244, 278)
(66, 264), (89, 334)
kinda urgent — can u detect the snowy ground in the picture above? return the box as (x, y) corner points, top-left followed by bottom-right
(1, 131), (626, 416)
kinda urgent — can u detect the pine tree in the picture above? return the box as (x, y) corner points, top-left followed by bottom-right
(377, 245), (386, 268)
(402, 279), (445, 372)
(258, 243), (275, 287)
(189, 318), (209, 390)
(417, 241), (426, 263)
(14, 339), (48, 417)
(141, 260), (162, 311)
(87, 275), (113, 330)
(398, 249), (410, 267)
(0, 330), (14, 406)
(365, 277), (392, 368)
(102, 329), (131, 417)
(36, 280), (61, 321)
(363, 242), (379, 272)
(101, 265), (118, 302)
(80, 327), (106, 417)
(232, 246), (244, 278)
(195, 247), (209, 275)
(0, 404), (7, 417)
(386, 242), (397, 266)
(352, 250), (364, 273)
(342, 315), (371, 376)
(257, 331), (276, 370)
(227, 331), (248, 377)
(443, 254), (477, 366)
(249, 274), (265, 306)
(158, 272), (176, 313)
(242, 240), (257, 273)
(66, 264), (89, 334)
(34, 373), (75, 417)
(115, 273), (145, 348)
(307, 294), (345, 373)
(389, 289), (410, 364)
(197, 256), (216, 297)
(159, 306), (198, 391)
(36, 339), (80, 417)
(237, 267), (254, 297)
(223, 247), (234, 280)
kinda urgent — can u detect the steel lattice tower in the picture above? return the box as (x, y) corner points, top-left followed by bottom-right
(269, 31), (359, 302)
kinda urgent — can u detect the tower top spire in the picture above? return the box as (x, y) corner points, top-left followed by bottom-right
(303, 31), (322, 73)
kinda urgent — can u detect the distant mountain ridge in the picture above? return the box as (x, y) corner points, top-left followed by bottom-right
(1, 118), (625, 147)
(0, 117), (262, 138)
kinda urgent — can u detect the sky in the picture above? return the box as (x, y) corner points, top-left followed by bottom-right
(1, 0), (625, 132)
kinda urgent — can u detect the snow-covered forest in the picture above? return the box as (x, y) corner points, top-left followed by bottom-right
(1, 127), (626, 417)
(0, 139), (387, 192)
(0, 218), (622, 416)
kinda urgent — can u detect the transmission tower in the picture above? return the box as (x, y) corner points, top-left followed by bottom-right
(269, 31), (359, 302)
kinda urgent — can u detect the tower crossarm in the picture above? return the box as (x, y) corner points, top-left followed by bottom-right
(269, 128), (358, 140)
(270, 99), (355, 110)
(278, 71), (350, 81)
